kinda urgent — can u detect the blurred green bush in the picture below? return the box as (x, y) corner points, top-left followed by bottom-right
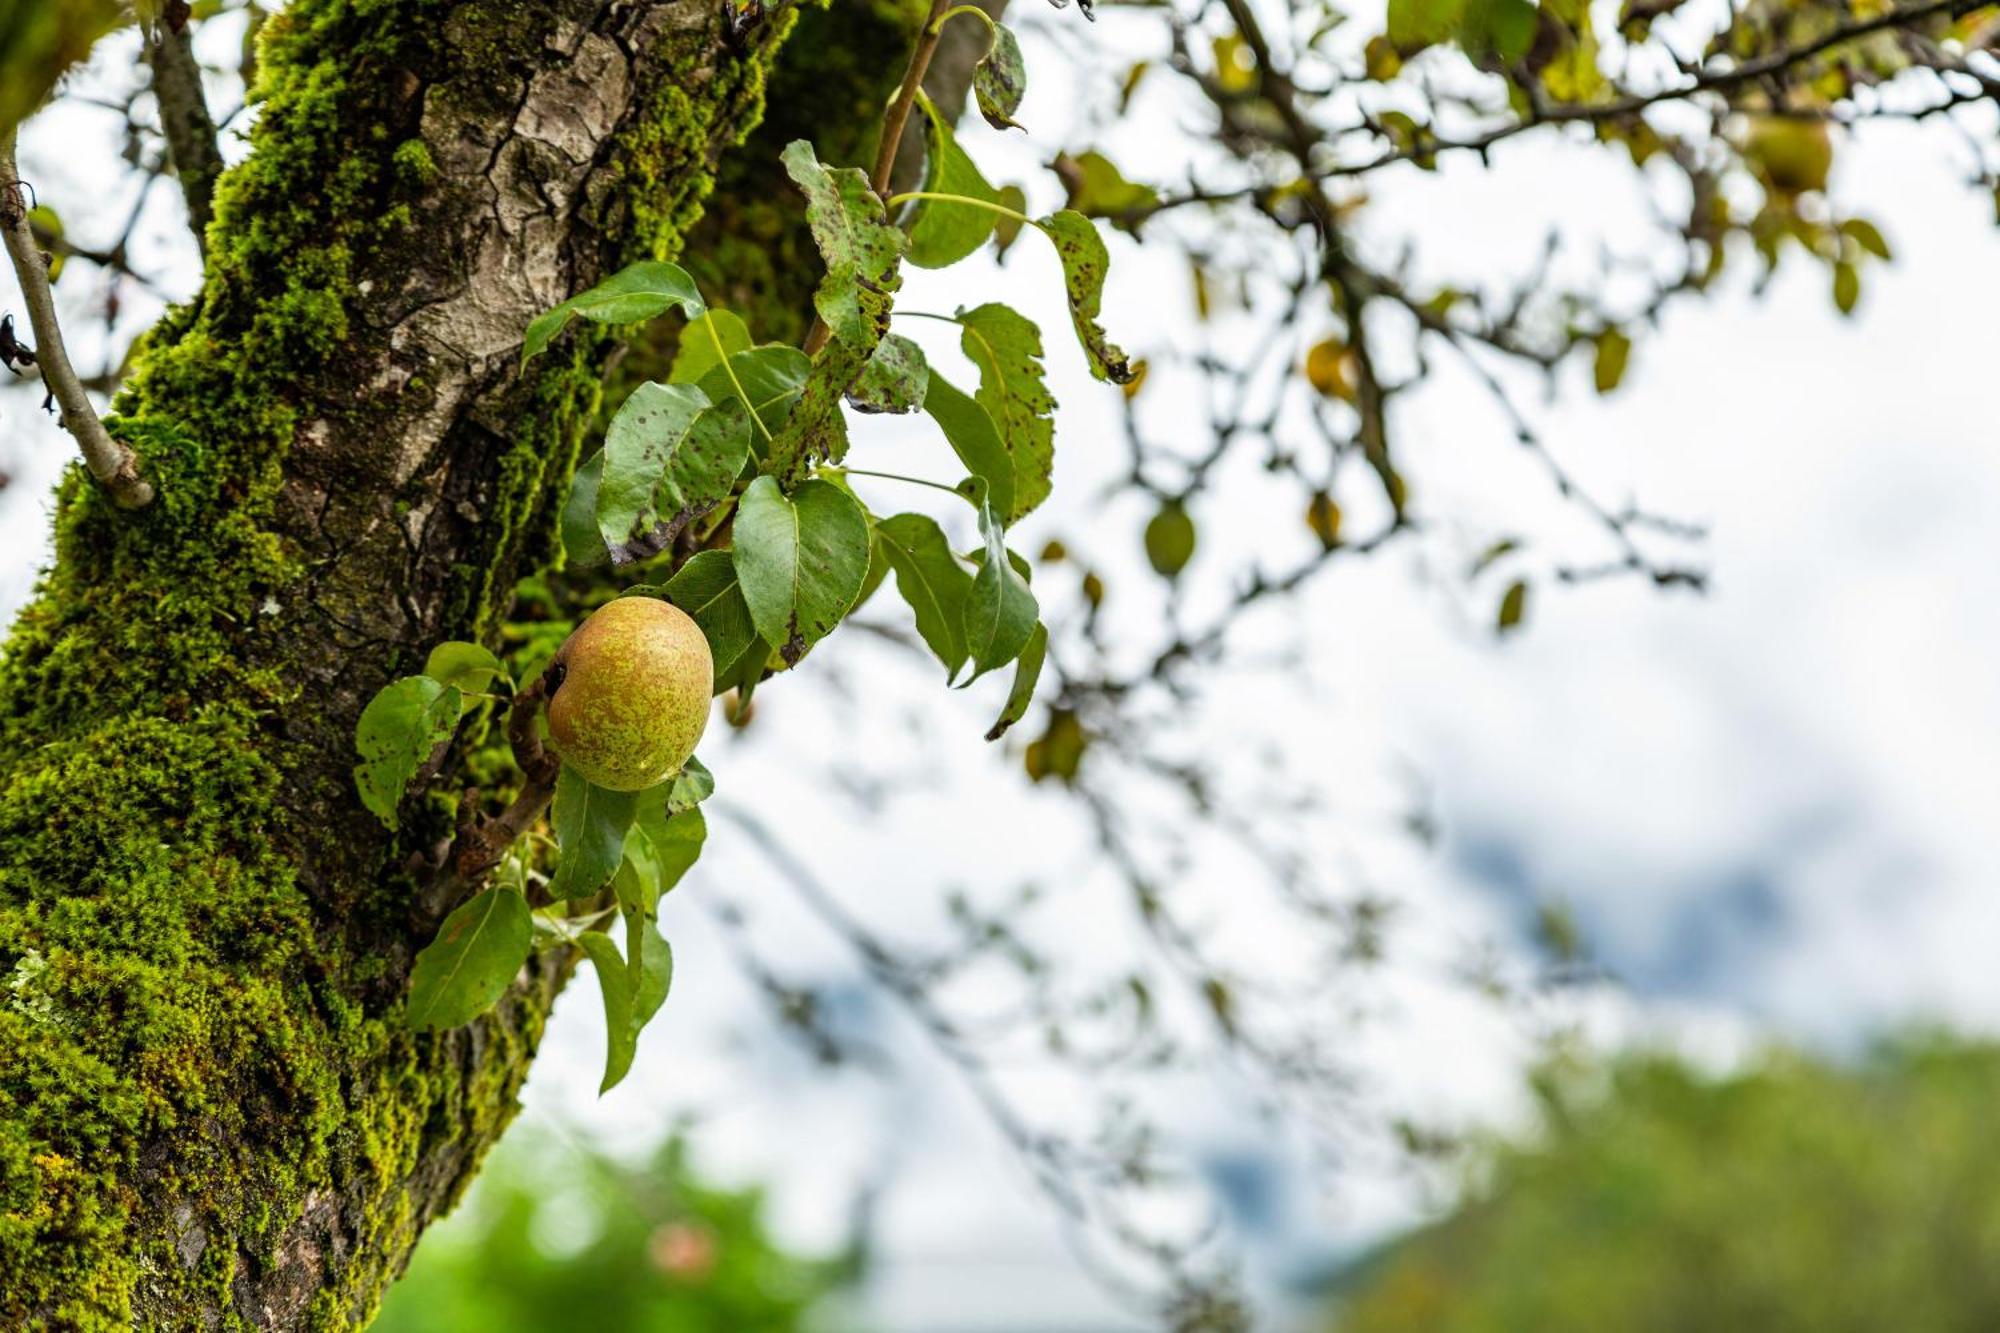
(370, 1128), (860, 1332)
(1330, 1035), (2000, 1332)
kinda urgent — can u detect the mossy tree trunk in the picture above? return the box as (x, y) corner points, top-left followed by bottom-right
(0, 1), (928, 1327)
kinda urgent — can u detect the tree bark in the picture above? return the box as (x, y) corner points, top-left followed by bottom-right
(0, 1), (930, 1326)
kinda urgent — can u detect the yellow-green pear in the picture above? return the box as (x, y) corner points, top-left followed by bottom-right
(546, 596), (711, 791)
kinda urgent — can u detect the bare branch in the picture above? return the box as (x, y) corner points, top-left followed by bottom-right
(0, 128), (153, 509)
(147, 22), (224, 248)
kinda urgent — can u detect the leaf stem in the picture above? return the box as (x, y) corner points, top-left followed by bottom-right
(931, 3), (998, 42)
(884, 190), (1037, 228)
(700, 310), (771, 443)
(836, 465), (975, 499)
(0, 127), (153, 509)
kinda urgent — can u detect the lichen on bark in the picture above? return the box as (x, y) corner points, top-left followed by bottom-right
(0, 0), (801, 1326)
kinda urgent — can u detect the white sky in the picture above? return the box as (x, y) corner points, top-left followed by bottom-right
(4, 7), (1998, 1331)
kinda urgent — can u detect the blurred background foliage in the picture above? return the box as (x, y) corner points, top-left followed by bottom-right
(1327, 1036), (2000, 1332)
(370, 1130), (862, 1333)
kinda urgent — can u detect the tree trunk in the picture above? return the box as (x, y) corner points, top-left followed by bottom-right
(0, 1), (926, 1326)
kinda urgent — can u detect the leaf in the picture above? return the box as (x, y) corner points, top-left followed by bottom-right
(1833, 261), (1860, 315)
(669, 309), (754, 384)
(986, 621), (1047, 741)
(663, 550), (758, 689)
(579, 913), (673, 1096)
(423, 641), (507, 695)
(732, 476), (873, 667)
(876, 512), (976, 679)
(1497, 579), (1529, 633)
(636, 801), (707, 895)
(974, 22), (1027, 130)
(561, 451), (609, 569)
(1840, 218), (1891, 260)
(847, 334), (929, 414)
(407, 888), (532, 1030)
(666, 756), (715, 814)
(522, 260), (704, 365)
(1034, 211), (1136, 384)
(781, 139), (903, 347)
(992, 185), (1028, 259)
(923, 369), (1015, 522)
(1463, 0), (1538, 61)
(578, 931), (639, 1093)
(962, 500), (1039, 681)
(696, 345), (812, 443)
(909, 100), (1001, 268)
(596, 384), (751, 565)
(354, 676), (462, 830)
(764, 340), (863, 481)
(1387, 0), (1467, 51)
(1593, 328), (1632, 394)
(957, 304), (1057, 520)
(1054, 151), (1159, 225)
(548, 765), (639, 900)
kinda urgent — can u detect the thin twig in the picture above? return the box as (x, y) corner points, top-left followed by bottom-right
(0, 128), (153, 508)
(147, 22), (223, 249)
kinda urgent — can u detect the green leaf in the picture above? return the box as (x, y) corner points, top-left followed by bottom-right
(993, 185), (1029, 259)
(1033, 211), (1136, 384)
(1387, 0), (1468, 51)
(561, 451), (609, 569)
(669, 309), (753, 384)
(974, 22), (1027, 130)
(636, 802), (707, 895)
(1593, 328), (1631, 394)
(423, 641), (507, 695)
(407, 888), (532, 1030)
(764, 340), (863, 481)
(522, 260), (704, 365)
(781, 139), (903, 347)
(548, 765), (639, 900)
(578, 931), (639, 1093)
(923, 369), (1015, 522)
(1055, 151), (1159, 224)
(909, 100), (1001, 269)
(596, 384), (751, 565)
(957, 304), (1056, 520)
(732, 476), (873, 667)
(847, 334), (929, 414)
(1840, 218), (1892, 260)
(986, 620), (1048, 740)
(666, 756), (715, 814)
(354, 676), (462, 830)
(663, 550), (758, 689)
(1463, 0), (1538, 60)
(625, 914), (672, 1040)
(696, 345), (813, 444)
(876, 512), (976, 680)
(1498, 579), (1529, 633)
(1833, 260), (1860, 315)
(962, 500), (1039, 681)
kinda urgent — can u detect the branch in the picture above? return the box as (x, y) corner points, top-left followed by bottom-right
(0, 129), (153, 509)
(146, 21), (223, 248)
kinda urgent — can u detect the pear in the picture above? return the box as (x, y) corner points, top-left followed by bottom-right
(546, 596), (711, 791)
(1144, 501), (1197, 579)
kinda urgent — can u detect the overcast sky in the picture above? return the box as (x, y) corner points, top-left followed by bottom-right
(4, 7), (1998, 1331)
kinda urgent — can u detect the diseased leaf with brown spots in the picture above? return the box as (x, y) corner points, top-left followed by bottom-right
(974, 22), (1028, 130)
(731, 476), (872, 667)
(846, 334), (929, 414)
(958, 303), (1056, 520)
(781, 139), (904, 347)
(1034, 211), (1136, 384)
(594, 383), (750, 566)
